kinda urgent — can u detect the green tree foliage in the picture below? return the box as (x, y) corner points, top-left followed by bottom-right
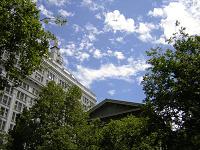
(0, 0), (55, 90)
(0, 132), (10, 150)
(142, 28), (200, 149)
(77, 116), (161, 150)
(77, 118), (103, 150)
(96, 116), (160, 150)
(8, 81), (86, 150)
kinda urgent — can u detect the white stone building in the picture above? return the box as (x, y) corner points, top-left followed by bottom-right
(0, 46), (96, 132)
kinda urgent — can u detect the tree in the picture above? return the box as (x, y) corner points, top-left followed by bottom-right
(0, 132), (10, 150)
(8, 81), (87, 150)
(76, 118), (103, 150)
(96, 116), (161, 150)
(0, 0), (56, 90)
(142, 28), (200, 149)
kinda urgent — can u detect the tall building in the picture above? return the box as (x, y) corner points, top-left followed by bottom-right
(0, 46), (96, 132)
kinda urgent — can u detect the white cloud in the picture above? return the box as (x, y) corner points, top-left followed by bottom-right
(85, 24), (103, 42)
(85, 24), (102, 35)
(74, 59), (150, 87)
(153, 35), (167, 45)
(81, 0), (104, 11)
(72, 24), (84, 32)
(137, 23), (156, 35)
(39, 5), (53, 18)
(136, 76), (143, 85)
(116, 37), (124, 43)
(60, 42), (90, 62)
(47, 0), (70, 6)
(71, 24), (103, 59)
(104, 10), (136, 33)
(56, 36), (65, 46)
(76, 52), (90, 62)
(31, 0), (37, 3)
(60, 24), (103, 63)
(108, 89), (116, 96)
(149, 0), (200, 43)
(79, 38), (93, 50)
(58, 9), (74, 17)
(148, 8), (165, 17)
(60, 42), (76, 56)
(113, 51), (125, 60)
(95, 13), (103, 20)
(107, 50), (112, 54)
(109, 36), (125, 44)
(136, 22), (157, 42)
(93, 49), (104, 59)
(92, 49), (126, 60)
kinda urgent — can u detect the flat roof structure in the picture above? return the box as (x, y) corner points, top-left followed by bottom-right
(89, 99), (143, 122)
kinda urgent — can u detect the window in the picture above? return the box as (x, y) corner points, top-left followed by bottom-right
(89, 101), (95, 108)
(16, 91), (28, 102)
(59, 79), (68, 88)
(3, 50), (9, 60)
(11, 112), (17, 122)
(0, 119), (6, 131)
(46, 80), (49, 84)
(6, 74), (14, 82)
(29, 98), (35, 106)
(0, 106), (8, 118)
(14, 101), (25, 112)
(82, 104), (87, 111)
(32, 88), (39, 96)
(38, 67), (45, 75)
(82, 97), (89, 105)
(0, 95), (11, 106)
(9, 124), (15, 130)
(35, 72), (43, 82)
(4, 86), (13, 94)
(47, 71), (55, 81)
(21, 82), (29, 91)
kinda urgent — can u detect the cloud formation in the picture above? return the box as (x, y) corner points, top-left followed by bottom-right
(136, 22), (157, 42)
(58, 9), (74, 17)
(39, 5), (53, 18)
(104, 10), (157, 42)
(47, 0), (70, 6)
(149, 0), (200, 43)
(81, 0), (105, 11)
(60, 42), (90, 62)
(108, 89), (116, 96)
(104, 10), (135, 33)
(113, 51), (125, 60)
(74, 59), (150, 87)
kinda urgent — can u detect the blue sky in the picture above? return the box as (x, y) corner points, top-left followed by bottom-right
(37, 0), (200, 103)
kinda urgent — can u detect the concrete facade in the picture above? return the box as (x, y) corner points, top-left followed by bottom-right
(0, 46), (96, 132)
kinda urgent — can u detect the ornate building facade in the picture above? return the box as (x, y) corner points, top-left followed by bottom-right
(0, 46), (96, 132)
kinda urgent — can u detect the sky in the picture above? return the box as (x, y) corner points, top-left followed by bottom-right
(36, 0), (200, 103)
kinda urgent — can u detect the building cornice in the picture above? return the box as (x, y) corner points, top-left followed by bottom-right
(43, 58), (96, 101)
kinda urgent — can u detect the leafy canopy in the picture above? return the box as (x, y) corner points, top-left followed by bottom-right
(8, 81), (86, 150)
(142, 27), (200, 149)
(0, 0), (54, 90)
(96, 116), (160, 150)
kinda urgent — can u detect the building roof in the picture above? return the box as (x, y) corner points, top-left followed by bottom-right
(89, 99), (142, 112)
(89, 99), (143, 121)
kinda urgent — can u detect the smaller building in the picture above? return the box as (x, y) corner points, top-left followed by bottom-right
(89, 99), (143, 122)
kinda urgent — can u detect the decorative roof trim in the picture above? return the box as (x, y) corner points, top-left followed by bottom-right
(93, 108), (141, 120)
(89, 99), (143, 113)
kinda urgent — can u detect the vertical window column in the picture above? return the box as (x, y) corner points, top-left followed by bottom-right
(0, 106), (9, 118)
(0, 119), (6, 131)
